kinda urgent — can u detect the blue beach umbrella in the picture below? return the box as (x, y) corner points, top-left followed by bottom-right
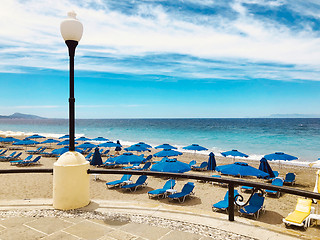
(13, 139), (39, 146)
(92, 137), (109, 142)
(151, 158), (191, 173)
(183, 144), (208, 152)
(59, 134), (70, 139)
(137, 142), (152, 148)
(28, 134), (46, 139)
(207, 152), (216, 171)
(264, 152), (298, 161)
(221, 149), (249, 158)
(124, 144), (150, 152)
(77, 142), (97, 149)
(90, 147), (103, 166)
(154, 149), (183, 158)
(41, 139), (60, 144)
(112, 152), (144, 164)
(75, 136), (91, 141)
(259, 158), (275, 178)
(216, 162), (269, 178)
(58, 139), (78, 145)
(155, 143), (177, 150)
(53, 146), (83, 155)
(0, 137), (20, 143)
(98, 141), (121, 148)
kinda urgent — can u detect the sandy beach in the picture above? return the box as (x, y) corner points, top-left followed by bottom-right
(0, 137), (319, 239)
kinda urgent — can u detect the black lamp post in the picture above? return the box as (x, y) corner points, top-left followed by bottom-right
(60, 11), (83, 151)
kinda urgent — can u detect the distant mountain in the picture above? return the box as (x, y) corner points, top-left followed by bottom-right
(0, 112), (46, 119)
(268, 114), (320, 118)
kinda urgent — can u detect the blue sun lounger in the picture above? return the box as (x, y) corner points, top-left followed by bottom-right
(134, 162), (151, 171)
(0, 149), (7, 155)
(0, 151), (16, 160)
(123, 163), (140, 169)
(10, 155), (33, 165)
(148, 179), (176, 198)
(191, 162), (208, 171)
(121, 175), (148, 192)
(189, 160), (196, 167)
(265, 178), (284, 198)
(239, 193), (265, 219)
(284, 173), (296, 186)
(212, 190), (239, 213)
(7, 152), (22, 161)
(168, 182), (195, 203)
(17, 156), (41, 166)
(106, 174), (132, 188)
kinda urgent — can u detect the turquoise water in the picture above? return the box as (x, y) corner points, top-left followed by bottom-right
(0, 118), (319, 162)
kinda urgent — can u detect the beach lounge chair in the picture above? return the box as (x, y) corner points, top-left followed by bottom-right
(121, 175), (148, 192)
(123, 163), (140, 169)
(168, 182), (195, 203)
(100, 149), (110, 157)
(284, 173), (296, 186)
(17, 156), (41, 166)
(265, 178), (284, 198)
(85, 152), (93, 161)
(7, 152), (22, 161)
(189, 160), (196, 167)
(191, 162), (208, 171)
(283, 198), (313, 229)
(10, 155), (33, 165)
(212, 190), (239, 213)
(0, 149), (7, 155)
(239, 193), (265, 219)
(26, 147), (45, 154)
(106, 174), (132, 188)
(40, 150), (59, 157)
(143, 155), (153, 162)
(134, 162), (151, 171)
(0, 151), (16, 160)
(148, 179), (176, 199)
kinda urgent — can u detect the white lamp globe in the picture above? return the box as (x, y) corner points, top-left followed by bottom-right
(60, 11), (83, 42)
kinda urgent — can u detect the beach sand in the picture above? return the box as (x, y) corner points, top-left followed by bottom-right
(0, 141), (319, 238)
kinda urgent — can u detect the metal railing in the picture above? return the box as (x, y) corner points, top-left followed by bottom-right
(0, 168), (319, 222)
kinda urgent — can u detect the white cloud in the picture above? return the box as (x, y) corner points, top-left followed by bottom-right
(0, 0), (320, 81)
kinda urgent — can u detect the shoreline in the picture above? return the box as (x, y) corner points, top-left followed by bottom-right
(1, 129), (319, 169)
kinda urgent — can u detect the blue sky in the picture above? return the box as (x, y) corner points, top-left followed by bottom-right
(1, 0), (320, 118)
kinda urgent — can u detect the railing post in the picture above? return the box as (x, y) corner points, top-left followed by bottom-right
(228, 183), (235, 221)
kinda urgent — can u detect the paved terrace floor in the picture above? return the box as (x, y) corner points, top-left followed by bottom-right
(0, 199), (314, 240)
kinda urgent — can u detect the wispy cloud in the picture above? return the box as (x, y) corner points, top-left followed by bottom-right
(1, 0), (320, 81)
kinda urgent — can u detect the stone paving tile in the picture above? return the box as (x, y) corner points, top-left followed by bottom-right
(25, 217), (74, 235)
(61, 217), (84, 224)
(0, 224), (6, 231)
(159, 230), (202, 240)
(42, 231), (81, 240)
(0, 217), (36, 228)
(120, 223), (171, 240)
(0, 224), (46, 240)
(100, 229), (140, 240)
(63, 220), (113, 240)
(92, 218), (129, 229)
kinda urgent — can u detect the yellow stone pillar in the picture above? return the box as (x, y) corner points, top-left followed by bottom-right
(53, 151), (90, 210)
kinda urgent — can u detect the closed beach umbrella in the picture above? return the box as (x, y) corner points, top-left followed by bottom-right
(313, 170), (320, 196)
(59, 134), (69, 139)
(124, 144), (150, 152)
(137, 142), (152, 149)
(75, 136), (91, 141)
(154, 149), (182, 157)
(58, 139), (78, 145)
(90, 147), (103, 166)
(92, 137), (109, 142)
(112, 152), (144, 164)
(151, 158), (191, 173)
(183, 144), (208, 151)
(115, 140), (122, 152)
(259, 158), (275, 178)
(155, 143), (177, 150)
(216, 162), (269, 178)
(77, 142), (96, 149)
(207, 152), (216, 171)
(28, 134), (46, 139)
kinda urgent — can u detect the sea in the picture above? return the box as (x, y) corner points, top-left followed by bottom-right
(0, 118), (319, 165)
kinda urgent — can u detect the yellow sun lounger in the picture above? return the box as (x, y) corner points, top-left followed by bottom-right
(283, 198), (313, 229)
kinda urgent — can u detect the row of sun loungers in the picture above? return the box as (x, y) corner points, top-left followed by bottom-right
(10, 155), (41, 166)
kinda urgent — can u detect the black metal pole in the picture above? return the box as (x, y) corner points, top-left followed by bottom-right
(65, 40), (78, 151)
(228, 183), (235, 221)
